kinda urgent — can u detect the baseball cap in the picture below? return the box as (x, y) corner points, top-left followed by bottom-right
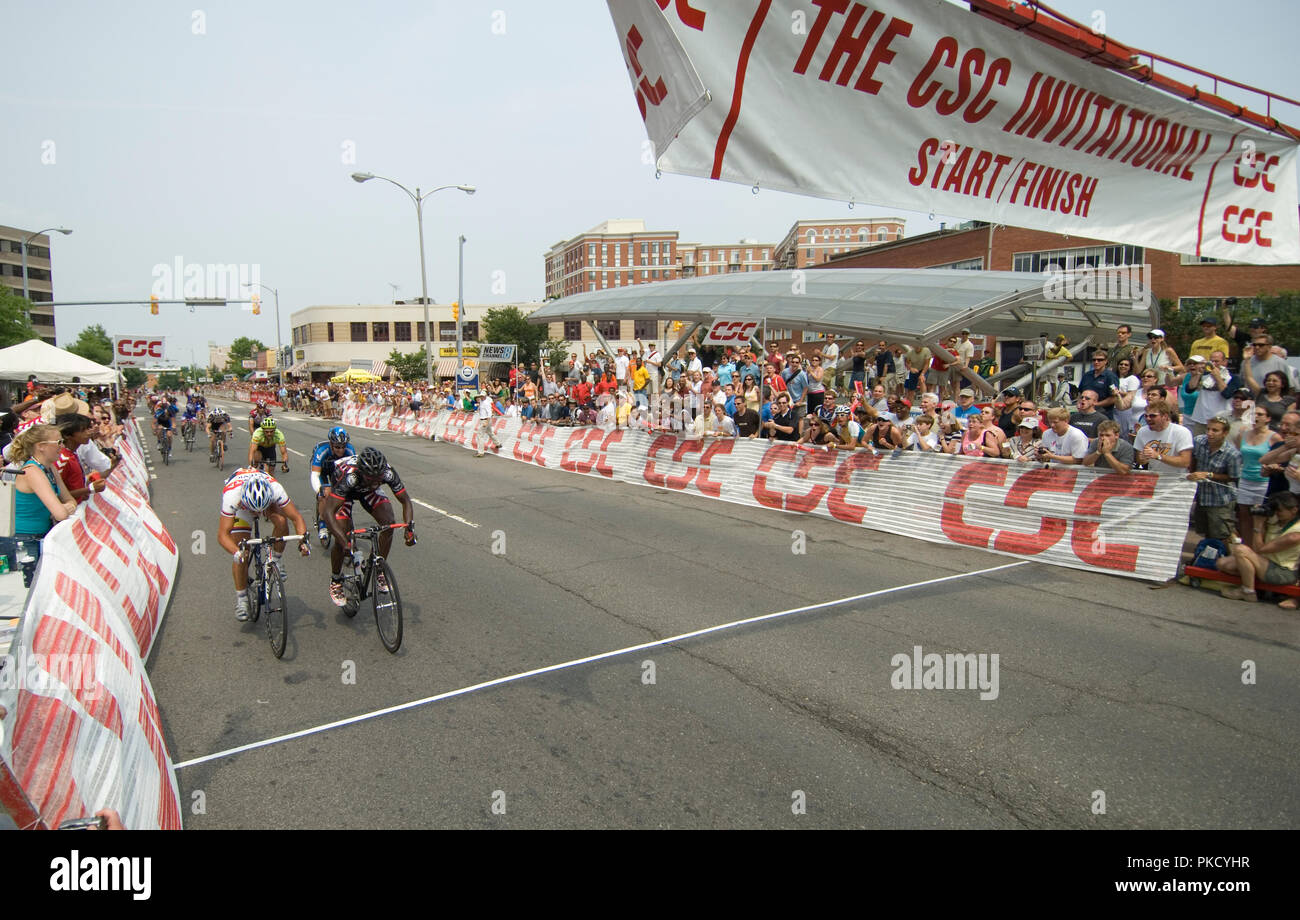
(1230, 387), (1254, 399)
(958, 388), (975, 397)
(1250, 317), (1268, 327)
(1147, 328), (1166, 338)
(1187, 354), (1207, 363)
(1198, 316), (1217, 325)
(1019, 418), (1038, 429)
(960, 328), (970, 334)
(1001, 386), (1022, 398)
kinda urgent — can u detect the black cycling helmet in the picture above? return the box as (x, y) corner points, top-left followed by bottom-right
(357, 446), (386, 477)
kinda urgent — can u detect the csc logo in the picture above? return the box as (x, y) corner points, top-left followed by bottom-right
(705, 319), (759, 345)
(1221, 206), (1272, 248)
(117, 339), (164, 357)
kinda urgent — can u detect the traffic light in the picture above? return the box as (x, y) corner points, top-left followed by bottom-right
(150, 294), (159, 315)
(251, 293), (261, 315)
(452, 302), (459, 322)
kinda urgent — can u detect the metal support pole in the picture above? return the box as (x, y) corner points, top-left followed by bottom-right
(415, 191), (433, 386)
(273, 287), (284, 387)
(456, 235), (466, 382)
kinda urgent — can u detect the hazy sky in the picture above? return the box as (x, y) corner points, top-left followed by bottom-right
(4, 0), (1296, 365)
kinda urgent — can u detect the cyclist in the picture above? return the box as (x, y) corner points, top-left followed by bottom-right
(179, 401), (200, 445)
(321, 446), (415, 607)
(310, 426), (355, 544)
(207, 407), (232, 462)
(217, 469), (310, 622)
(189, 390), (207, 422)
(153, 396), (179, 452)
(248, 416), (289, 473)
(249, 399), (270, 435)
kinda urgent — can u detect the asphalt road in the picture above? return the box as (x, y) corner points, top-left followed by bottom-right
(143, 400), (1300, 829)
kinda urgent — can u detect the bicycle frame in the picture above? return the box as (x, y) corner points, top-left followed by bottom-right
(345, 523), (406, 599)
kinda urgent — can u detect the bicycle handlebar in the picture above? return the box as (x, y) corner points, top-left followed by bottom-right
(349, 523), (411, 537)
(240, 534), (307, 547)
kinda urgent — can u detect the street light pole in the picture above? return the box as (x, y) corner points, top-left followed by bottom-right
(351, 173), (475, 386)
(456, 235), (466, 380)
(244, 282), (285, 387)
(20, 227), (72, 323)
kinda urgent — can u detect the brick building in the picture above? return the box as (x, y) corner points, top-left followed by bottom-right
(822, 221), (1300, 313)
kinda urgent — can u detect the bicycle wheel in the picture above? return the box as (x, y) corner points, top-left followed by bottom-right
(217, 440), (225, 471)
(163, 437), (170, 465)
(266, 562), (288, 659)
(371, 557), (403, 653)
(248, 555), (264, 623)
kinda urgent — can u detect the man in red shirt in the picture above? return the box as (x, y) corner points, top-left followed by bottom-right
(55, 414), (104, 503)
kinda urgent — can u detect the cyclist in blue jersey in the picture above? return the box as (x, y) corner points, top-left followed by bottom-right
(310, 426), (356, 545)
(154, 397), (179, 450)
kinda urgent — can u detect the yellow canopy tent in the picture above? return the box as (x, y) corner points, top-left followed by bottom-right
(329, 369), (383, 384)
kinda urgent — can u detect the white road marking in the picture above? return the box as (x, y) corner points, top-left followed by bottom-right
(412, 498), (480, 529)
(287, 448), (305, 457)
(172, 560), (1031, 770)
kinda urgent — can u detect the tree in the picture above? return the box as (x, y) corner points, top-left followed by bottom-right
(123, 367), (147, 389)
(224, 337), (267, 375)
(157, 372), (184, 390)
(0, 288), (40, 348)
(540, 337), (570, 375)
(66, 323), (113, 365)
(387, 347), (429, 381)
(478, 306), (550, 365)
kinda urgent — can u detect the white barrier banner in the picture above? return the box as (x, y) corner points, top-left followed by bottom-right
(0, 420), (182, 830)
(341, 404), (1193, 581)
(607, 0), (1298, 264)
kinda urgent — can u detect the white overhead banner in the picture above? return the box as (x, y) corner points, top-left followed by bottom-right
(607, 0), (1299, 264)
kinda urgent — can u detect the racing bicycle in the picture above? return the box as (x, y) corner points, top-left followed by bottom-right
(340, 522), (409, 653)
(157, 427), (173, 465)
(181, 419), (196, 451)
(239, 519), (308, 659)
(212, 429), (230, 471)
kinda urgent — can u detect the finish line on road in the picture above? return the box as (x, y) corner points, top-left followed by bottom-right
(173, 560), (1031, 770)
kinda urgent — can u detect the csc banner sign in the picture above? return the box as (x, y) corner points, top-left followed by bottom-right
(704, 317), (761, 346)
(114, 336), (166, 367)
(0, 420), (182, 830)
(608, 0), (1298, 264)
(341, 404), (1192, 582)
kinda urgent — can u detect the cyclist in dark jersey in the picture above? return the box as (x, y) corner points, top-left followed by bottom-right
(321, 447), (415, 607)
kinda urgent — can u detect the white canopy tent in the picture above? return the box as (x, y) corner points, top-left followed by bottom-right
(0, 339), (122, 385)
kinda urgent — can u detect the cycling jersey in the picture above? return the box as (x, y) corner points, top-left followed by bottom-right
(182, 408), (199, 422)
(250, 428), (286, 447)
(220, 468), (290, 520)
(327, 455), (406, 502)
(208, 412), (230, 431)
(154, 405), (178, 428)
(311, 441), (355, 486)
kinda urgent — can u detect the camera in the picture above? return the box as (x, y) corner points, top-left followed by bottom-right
(1251, 498), (1276, 517)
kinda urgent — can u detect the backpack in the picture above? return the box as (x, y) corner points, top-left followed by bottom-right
(1191, 538), (1230, 570)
